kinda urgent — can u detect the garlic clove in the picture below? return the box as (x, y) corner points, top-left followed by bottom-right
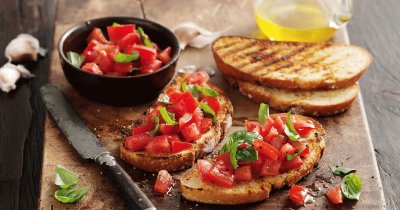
(0, 62), (34, 93)
(4, 33), (47, 62)
(173, 22), (230, 50)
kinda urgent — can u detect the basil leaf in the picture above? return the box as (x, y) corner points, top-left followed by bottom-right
(112, 22), (120, 26)
(137, 26), (153, 48)
(182, 81), (188, 92)
(159, 107), (177, 125)
(286, 153), (298, 161)
(199, 102), (216, 122)
(228, 130), (263, 145)
(258, 103), (269, 124)
(199, 86), (218, 97)
(236, 147), (258, 162)
(158, 94), (172, 105)
(55, 165), (78, 189)
(284, 111), (301, 141)
(114, 51), (139, 63)
(54, 187), (89, 203)
(149, 116), (159, 136)
(330, 165), (357, 176)
(66, 51), (85, 68)
(229, 142), (239, 168)
(341, 173), (362, 200)
(187, 85), (200, 98)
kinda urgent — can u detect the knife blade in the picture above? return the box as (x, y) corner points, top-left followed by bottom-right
(40, 84), (156, 210)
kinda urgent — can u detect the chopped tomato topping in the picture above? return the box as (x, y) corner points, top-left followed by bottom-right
(118, 32), (140, 51)
(87, 28), (108, 44)
(234, 165), (253, 182)
(259, 158), (281, 176)
(170, 91), (198, 118)
(264, 127), (279, 142)
(159, 124), (179, 135)
(145, 135), (171, 154)
(326, 186), (343, 205)
(279, 143), (296, 161)
(280, 156), (304, 173)
(154, 170), (173, 195)
(197, 160), (212, 182)
(131, 121), (154, 135)
(185, 71), (209, 84)
(107, 24), (135, 43)
(200, 118), (212, 133)
(82, 62), (103, 75)
(269, 134), (287, 150)
(124, 133), (150, 151)
(253, 140), (280, 160)
(112, 62), (132, 73)
(201, 96), (220, 115)
(203, 160), (234, 188)
(180, 123), (201, 142)
(300, 147), (310, 158)
(171, 141), (192, 153)
(157, 46), (172, 64)
(273, 117), (285, 135)
(289, 185), (307, 205)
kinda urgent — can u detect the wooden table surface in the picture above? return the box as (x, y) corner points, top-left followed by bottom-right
(0, 0), (399, 209)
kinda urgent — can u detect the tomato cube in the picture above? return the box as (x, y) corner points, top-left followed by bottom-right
(107, 24), (135, 43)
(200, 117), (212, 133)
(157, 46), (172, 64)
(259, 158), (281, 176)
(124, 133), (150, 151)
(197, 159), (212, 182)
(234, 165), (253, 182)
(179, 113), (194, 130)
(87, 28), (108, 44)
(193, 107), (204, 128)
(171, 141), (192, 153)
(203, 161), (234, 188)
(154, 170), (173, 195)
(159, 124), (179, 135)
(119, 32), (140, 51)
(181, 123), (201, 142)
(300, 147), (310, 158)
(93, 50), (114, 73)
(326, 186), (343, 205)
(273, 117), (285, 135)
(145, 135), (171, 154)
(140, 59), (162, 74)
(131, 121), (155, 135)
(125, 45), (157, 64)
(81, 62), (103, 75)
(289, 185), (307, 206)
(201, 96), (221, 116)
(270, 135), (287, 150)
(170, 91), (199, 118)
(280, 156), (304, 173)
(185, 71), (210, 84)
(265, 127), (279, 142)
(253, 140), (280, 160)
(112, 62), (132, 74)
(263, 118), (274, 135)
(81, 40), (99, 63)
(279, 143), (296, 161)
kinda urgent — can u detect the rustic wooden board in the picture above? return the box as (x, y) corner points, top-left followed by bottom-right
(39, 0), (386, 209)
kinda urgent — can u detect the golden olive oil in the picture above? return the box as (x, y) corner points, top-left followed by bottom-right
(255, 1), (337, 43)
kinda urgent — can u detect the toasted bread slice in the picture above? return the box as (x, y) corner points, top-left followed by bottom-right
(227, 77), (359, 117)
(180, 115), (325, 205)
(212, 36), (371, 90)
(120, 73), (233, 172)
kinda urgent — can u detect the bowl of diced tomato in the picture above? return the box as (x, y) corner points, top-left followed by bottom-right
(58, 17), (180, 105)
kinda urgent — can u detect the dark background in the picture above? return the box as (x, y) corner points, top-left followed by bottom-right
(0, 0), (398, 209)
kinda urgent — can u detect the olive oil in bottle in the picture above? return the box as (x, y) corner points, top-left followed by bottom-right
(255, 0), (338, 43)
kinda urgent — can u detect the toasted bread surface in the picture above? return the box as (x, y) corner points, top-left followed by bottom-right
(227, 77), (359, 117)
(120, 73), (233, 172)
(212, 36), (371, 90)
(180, 115), (325, 205)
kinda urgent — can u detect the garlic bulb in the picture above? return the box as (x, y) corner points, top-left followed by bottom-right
(173, 22), (230, 50)
(4, 34), (47, 62)
(0, 62), (34, 92)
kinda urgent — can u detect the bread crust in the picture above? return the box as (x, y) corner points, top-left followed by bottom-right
(212, 36), (372, 90)
(120, 73), (233, 172)
(180, 115), (326, 205)
(227, 77), (359, 117)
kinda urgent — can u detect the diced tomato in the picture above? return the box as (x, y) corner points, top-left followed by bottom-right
(326, 186), (343, 205)
(154, 170), (173, 195)
(201, 96), (221, 115)
(197, 160), (212, 182)
(180, 123), (201, 142)
(293, 121), (315, 137)
(171, 141), (192, 153)
(94, 44), (119, 59)
(300, 147), (310, 158)
(81, 62), (103, 75)
(179, 113), (194, 130)
(200, 117), (212, 133)
(140, 59), (162, 74)
(289, 185), (307, 206)
(159, 124), (179, 135)
(157, 46), (172, 64)
(185, 71), (210, 84)
(145, 106), (161, 122)
(170, 91), (198, 118)
(290, 141), (307, 154)
(250, 155), (264, 175)
(203, 161), (234, 188)
(125, 45), (157, 64)
(245, 121), (261, 132)
(145, 135), (171, 154)
(273, 117), (285, 135)
(165, 87), (182, 103)
(279, 143), (296, 161)
(107, 24), (135, 43)
(87, 28), (108, 44)
(166, 134), (180, 145)
(264, 127), (279, 142)
(234, 165), (253, 182)
(253, 140), (280, 160)
(259, 158), (281, 176)
(131, 121), (155, 135)
(270, 135), (287, 150)
(112, 62), (132, 74)
(193, 107), (203, 128)
(93, 50), (114, 73)
(280, 156), (304, 173)
(118, 32), (140, 51)
(81, 40), (99, 63)
(263, 118), (274, 135)
(124, 133), (150, 151)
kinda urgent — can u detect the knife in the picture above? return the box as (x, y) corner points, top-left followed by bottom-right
(40, 84), (156, 210)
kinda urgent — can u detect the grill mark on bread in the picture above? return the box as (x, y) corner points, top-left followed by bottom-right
(217, 40), (257, 58)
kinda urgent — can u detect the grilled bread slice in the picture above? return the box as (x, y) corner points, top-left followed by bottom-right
(227, 77), (359, 117)
(120, 73), (233, 172)
(180, 115), (325, 205)
(212, 36), (371, 90)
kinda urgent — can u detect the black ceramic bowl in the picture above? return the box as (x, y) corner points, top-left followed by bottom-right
(58, 17), (180, 106)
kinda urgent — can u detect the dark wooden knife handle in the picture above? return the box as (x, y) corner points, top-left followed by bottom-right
(101, 162), (156, 210)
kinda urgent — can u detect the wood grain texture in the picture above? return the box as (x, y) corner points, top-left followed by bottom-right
(348, 1), (400, 208)
(37, 0), (386, 209)
(0, 0), (56, 210)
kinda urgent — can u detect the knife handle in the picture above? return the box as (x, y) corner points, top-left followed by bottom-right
(97, 154), (156, 210)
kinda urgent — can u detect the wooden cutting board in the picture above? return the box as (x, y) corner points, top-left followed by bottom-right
(38, 0), (386, 209)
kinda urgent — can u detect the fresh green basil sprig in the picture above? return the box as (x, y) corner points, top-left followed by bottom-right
(199, 102), (217, 122)
(258, 103), (269, 124)
(220, 130), (262, 168)
(114, 51), (139, 63)
(159, 107), (177, 125)
(66, 51), (85, 68)
(54, 165), (89, 203)
(341, 173), (362, 200)
(137, 26), (154, 48)
(149, 116), (160, 136)
(329, 165), (357, 176)
(284, 111), (301, 141)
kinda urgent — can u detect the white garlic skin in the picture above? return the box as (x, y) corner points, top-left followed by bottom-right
(4, 34), (46, 62)
(0, 63), (34, 92)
